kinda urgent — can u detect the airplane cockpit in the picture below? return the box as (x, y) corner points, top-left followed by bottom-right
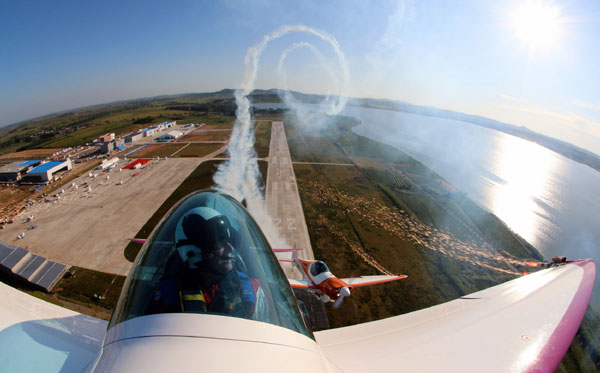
(109, 190), (313, 339)
(310, 261), (330, 277)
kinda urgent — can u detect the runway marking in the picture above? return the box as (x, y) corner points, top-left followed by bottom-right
(287, 218), (296, 230)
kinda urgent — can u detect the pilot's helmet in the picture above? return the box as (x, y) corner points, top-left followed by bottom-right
(175, 207), (233, 268)
(315, 261), (326, 274)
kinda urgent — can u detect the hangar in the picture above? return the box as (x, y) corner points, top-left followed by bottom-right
(25, 159), (72, 182)
(156, 130), (183, 142)
(0, 160), (42, 182)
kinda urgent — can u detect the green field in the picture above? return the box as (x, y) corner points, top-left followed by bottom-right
(200, 123), (235, 130)
(0, 89), (279, 156)
(254, 121), (273, 158)
(173, 143), (224, 158)
(141, 144), (186, 157)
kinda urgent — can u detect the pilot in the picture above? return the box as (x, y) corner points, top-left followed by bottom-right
(311, 261), (328, 277)
(151, 207), (267, 320)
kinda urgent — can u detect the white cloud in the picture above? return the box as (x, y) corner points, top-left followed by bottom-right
(500, 93), (526, 102)
(572, 99), (600, 112)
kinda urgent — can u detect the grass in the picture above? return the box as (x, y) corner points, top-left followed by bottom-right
(54, 267), (125, 317)
(254, 121), (272, 158)
(173, 143), (224, 158)
(138, 144), (186, 158)
(200, 123), (234, 130)
(179, 131), (230, 142)
(0, 148), (65, 159)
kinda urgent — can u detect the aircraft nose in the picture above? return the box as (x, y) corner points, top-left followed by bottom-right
(340, 286), (351, 297)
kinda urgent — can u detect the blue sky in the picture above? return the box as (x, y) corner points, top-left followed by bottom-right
(2, 0), (600, 154)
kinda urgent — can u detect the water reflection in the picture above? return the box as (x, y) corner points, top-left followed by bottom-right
(489, 135), (557, 246)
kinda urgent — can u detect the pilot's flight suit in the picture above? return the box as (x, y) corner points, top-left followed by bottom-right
(152, 269), (260, 318)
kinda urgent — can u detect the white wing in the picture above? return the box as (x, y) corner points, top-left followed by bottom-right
(341, 274), (407, 287)
(0, 281), (107, 372)
(316, 260), (595, 372)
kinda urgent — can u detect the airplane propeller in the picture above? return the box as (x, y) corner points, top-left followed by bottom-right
(333, 286), (351, 309)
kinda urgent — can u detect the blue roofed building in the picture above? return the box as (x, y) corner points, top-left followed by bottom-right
(25, 159), (72, 182)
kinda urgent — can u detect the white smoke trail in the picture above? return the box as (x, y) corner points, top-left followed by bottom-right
(277, 41), (343, 127)
(213, 25), (350, 248)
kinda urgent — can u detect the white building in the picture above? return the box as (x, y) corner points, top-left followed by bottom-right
(159, 121), (176, 130)
(125, 132), (143, 143)
(98, 157), (119, 170)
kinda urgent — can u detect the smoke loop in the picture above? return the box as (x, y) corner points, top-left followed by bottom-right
(213, 25), (350, 247)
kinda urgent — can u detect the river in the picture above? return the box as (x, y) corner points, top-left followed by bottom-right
(344, 105), (600, 308)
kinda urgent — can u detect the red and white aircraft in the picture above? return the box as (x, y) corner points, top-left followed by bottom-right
(285, 253), (406, 308)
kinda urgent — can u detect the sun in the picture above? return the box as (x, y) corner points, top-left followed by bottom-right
(510, 1), (562, 49)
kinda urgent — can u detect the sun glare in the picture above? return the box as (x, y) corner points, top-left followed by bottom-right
(511, 1), (562, 48)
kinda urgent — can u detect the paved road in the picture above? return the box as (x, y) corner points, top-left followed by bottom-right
(265, 122), (314, 278)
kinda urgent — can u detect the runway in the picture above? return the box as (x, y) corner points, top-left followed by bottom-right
(265, 121), (314, 278)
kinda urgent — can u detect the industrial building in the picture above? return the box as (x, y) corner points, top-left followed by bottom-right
(0, 160), (42, 182)
(24, 159), (72, 182)
(156, 130), (183, 142)
(158, 121), (176, 129)
(100, 138), (125, 154)
(98, 133), (115, 143)
(141, 128), (157, 137)
(125, 132), (143, 143)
